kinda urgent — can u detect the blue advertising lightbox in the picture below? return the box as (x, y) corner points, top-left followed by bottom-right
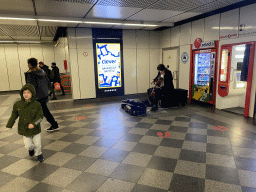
(96, 43), (122, 89)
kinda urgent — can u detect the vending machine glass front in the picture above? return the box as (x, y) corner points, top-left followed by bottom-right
(194, 52), (211, 86)
(192, 51), (212, 103)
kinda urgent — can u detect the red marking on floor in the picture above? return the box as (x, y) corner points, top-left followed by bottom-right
(157, 132), (164, 138)
(165, 132), (171, 138)
(217, 125), (229, 130)
(86, 105), (93, 107)
(75, 116), (86, 120)
(212, 126), (221, 131)
(212, 125), (229, 132)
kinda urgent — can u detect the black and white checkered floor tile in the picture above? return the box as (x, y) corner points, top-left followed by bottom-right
(0, 97), (255, 192)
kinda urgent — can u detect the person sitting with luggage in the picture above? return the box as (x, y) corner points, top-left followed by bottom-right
(147, 64), (174, 111)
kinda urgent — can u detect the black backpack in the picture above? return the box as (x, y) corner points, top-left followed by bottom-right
(48, 69), (54, 81)
(43, 67), (54, 82)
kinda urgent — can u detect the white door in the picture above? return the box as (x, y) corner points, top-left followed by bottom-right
(163, 48), (179, 88)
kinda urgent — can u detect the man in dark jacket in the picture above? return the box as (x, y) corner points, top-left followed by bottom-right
(51, 62), (65, 96)
(148, 64), (174, 111)
(39, 61), (57, 100)
(39, 62), (52, 81)
(25, 58), (59, 132)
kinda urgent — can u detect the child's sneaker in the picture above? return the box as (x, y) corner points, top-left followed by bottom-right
(37, 154), (44, 162)
(29, 149), (34, 157)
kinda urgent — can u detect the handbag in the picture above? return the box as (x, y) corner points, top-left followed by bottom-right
(54, 82), (61, 91)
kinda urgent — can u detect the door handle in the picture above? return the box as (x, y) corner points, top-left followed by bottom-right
(220, 86), (226, 90)
(173, 71), (178, 80)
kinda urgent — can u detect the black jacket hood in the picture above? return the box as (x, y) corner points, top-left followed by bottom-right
(41, 65), (49, 70)
(20, 84), (36, 102)
(29, 68), (46, 78)
(25, 67), (50, 100)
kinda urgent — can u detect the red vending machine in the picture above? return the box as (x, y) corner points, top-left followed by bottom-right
(189, 39), (219, 106)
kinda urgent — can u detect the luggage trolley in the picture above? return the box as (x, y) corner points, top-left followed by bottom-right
(60, 75), (71, 92)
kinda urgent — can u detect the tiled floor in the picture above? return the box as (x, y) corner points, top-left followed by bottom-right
(0, 93), (256, 192)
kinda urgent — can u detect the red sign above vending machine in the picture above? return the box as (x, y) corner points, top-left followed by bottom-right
(192, 40), (215, 50)
(194, 38), (202, 49)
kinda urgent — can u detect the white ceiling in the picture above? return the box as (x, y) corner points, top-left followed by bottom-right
(0, 0), (248, 41)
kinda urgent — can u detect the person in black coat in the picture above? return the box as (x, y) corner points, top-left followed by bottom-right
(39, 61), (57, 100)
(51, 62), (65, 96)
(25, 58), (59, 132)
(147, 64), (174, 111)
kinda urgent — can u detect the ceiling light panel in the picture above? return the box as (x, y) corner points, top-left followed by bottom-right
(35, 0), (94, 17)
(219, 0), (245, 4)
(38, 20), (79, 27)
(75, 24), (115, 28)
(111, 25), (144, 30)
(127, 9), (182, 22)
(0, 37), (13, 40)
(41, 37), (55, 41)
(11, 36), (41, 41)
(0, 17), (37, 26)
(97, 0), (159, 9)
(148, 0), (212, 11)
(162, 12), (201, 23)
(85, 5), (142, 20)
(191, 0), (245, 13)
(161, 0), (245, 23)
(191, 4), (223, 13)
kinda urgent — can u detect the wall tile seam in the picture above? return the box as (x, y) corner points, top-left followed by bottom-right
(131, 30), (160, 93)
(238, 7), (241, 38)
(203, 18), (205, 42)
(16, 45), (25, 86)
(75, 28), (82, 99)
(69, 52), (79, 99)
(149, 32), (152, 89)
(171, 26), (180, 47)
(67, 29), (81, 99)
(189, 22), (192, 44)
(2, 45), (11, 91)
(6, 45), (23, 89)
(135, 30), (138, 94)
